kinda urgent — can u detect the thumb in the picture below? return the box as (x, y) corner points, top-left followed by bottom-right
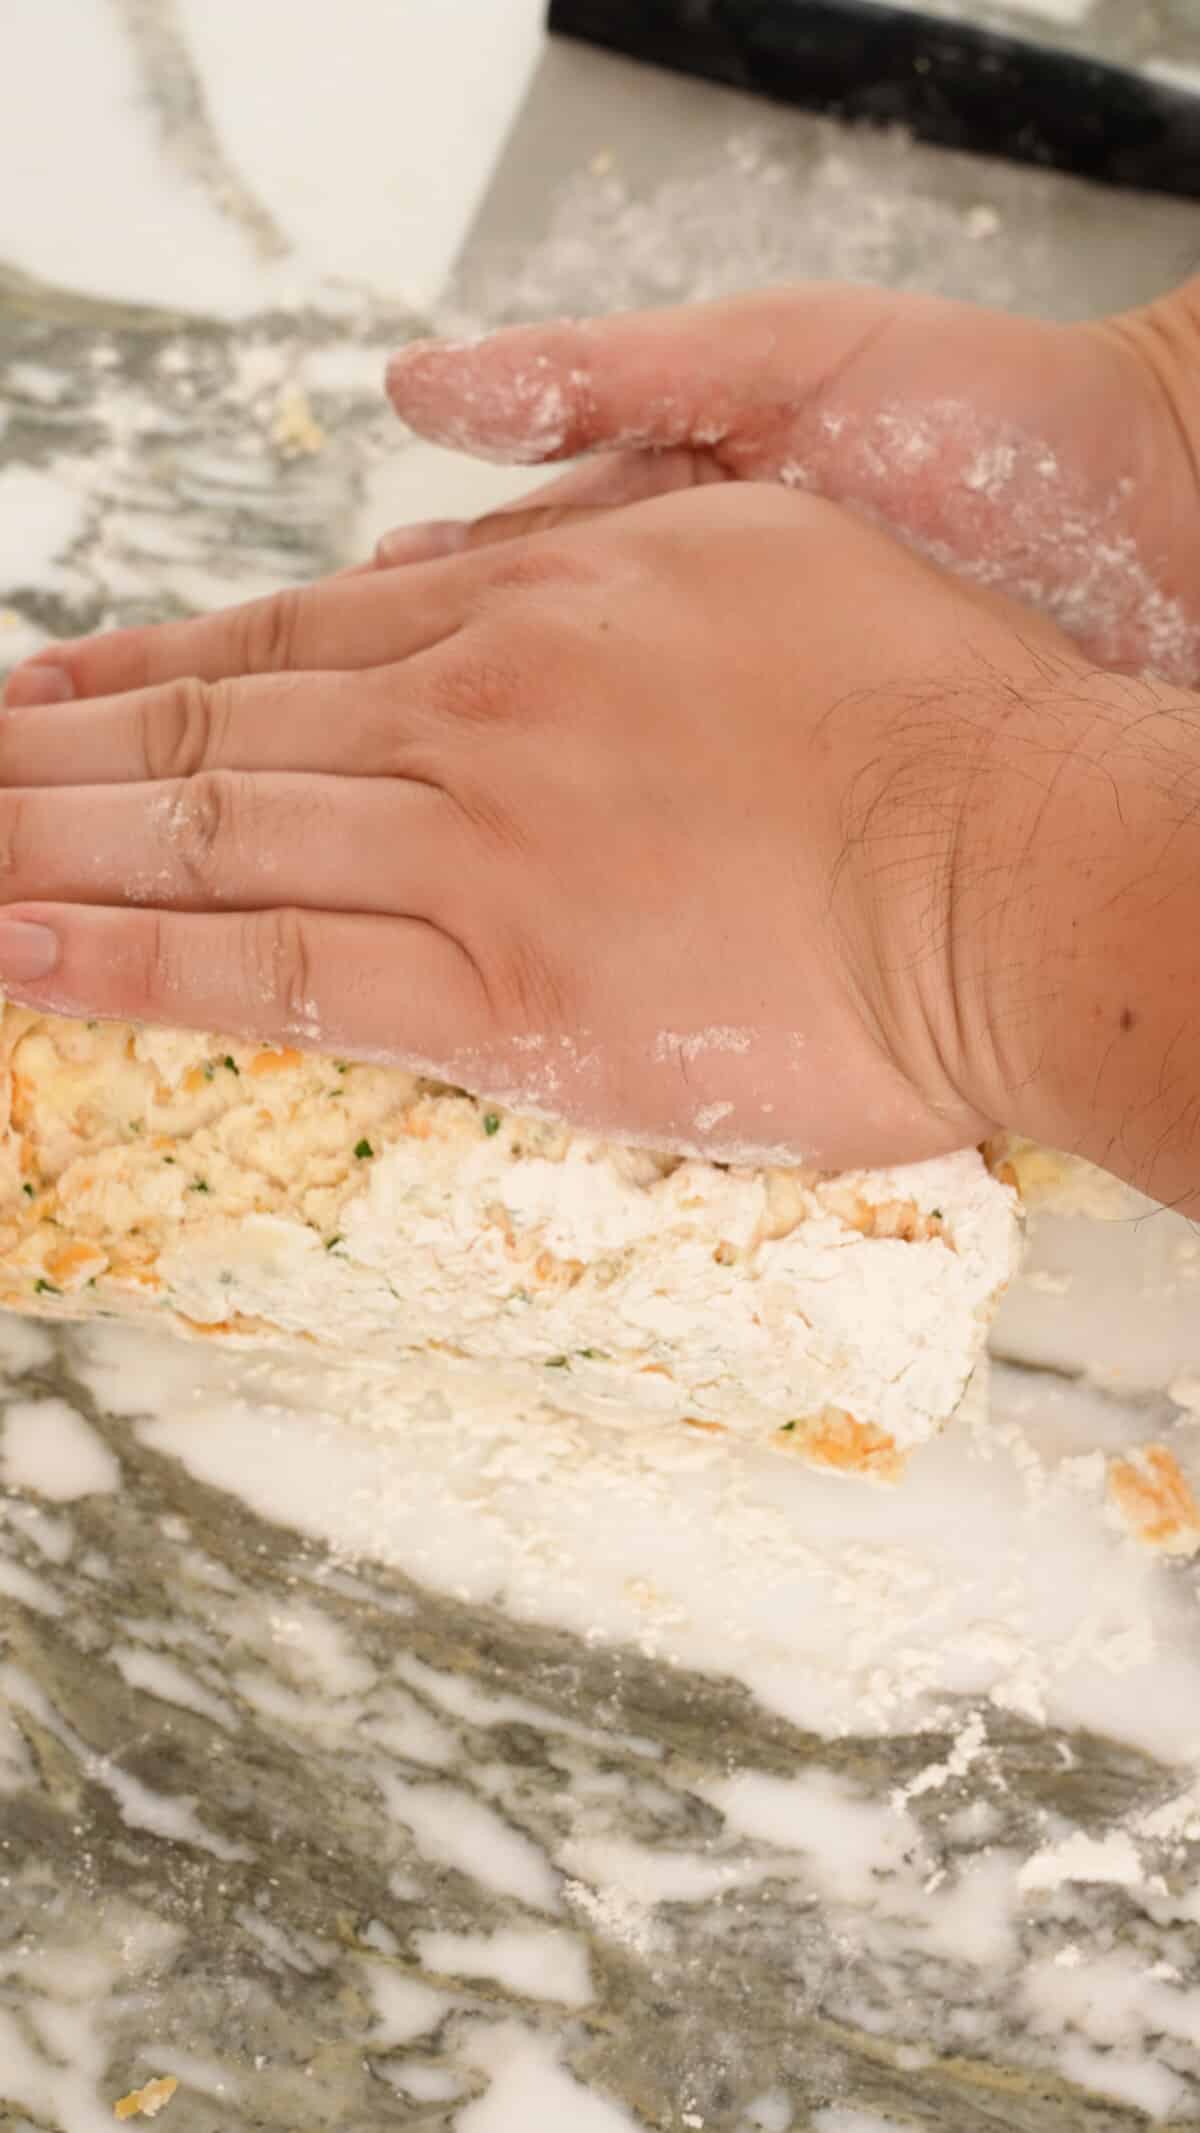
(385, 288), (894, 467)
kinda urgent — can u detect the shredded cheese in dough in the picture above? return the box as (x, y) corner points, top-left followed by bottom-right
(1108, 1444), (1200, 1559)
(0, 1006), (1024, 1470)
(114, 2075), (178, 2121)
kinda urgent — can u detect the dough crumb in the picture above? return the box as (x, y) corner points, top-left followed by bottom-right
(776, 1407), (904, 1483)
(114, 2075), (179, 2121)
(271, 382), (324, 458)
(1108, 1444), (1200, 1558)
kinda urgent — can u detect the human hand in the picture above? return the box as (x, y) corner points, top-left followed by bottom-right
(0, 484), (1097, 1173)
(380, 282), (1200, 685)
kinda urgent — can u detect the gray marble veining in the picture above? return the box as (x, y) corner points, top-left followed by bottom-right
(3, 1336), (1200, 2130)
(110, 0), (292, 267)
(0, 291), (410, 653)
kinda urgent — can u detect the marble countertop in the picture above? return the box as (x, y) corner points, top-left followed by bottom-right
(3, 4), (1200, 2129)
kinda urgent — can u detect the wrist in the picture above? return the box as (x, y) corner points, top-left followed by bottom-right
(972, 660), (1200, 1210)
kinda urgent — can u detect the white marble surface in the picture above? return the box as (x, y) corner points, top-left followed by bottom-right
(3, 3), (1200, 2129)
(1, 0), (545, 314)
(3, 1318), (1200, 2130)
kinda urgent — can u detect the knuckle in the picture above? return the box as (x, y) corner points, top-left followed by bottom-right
(144, 677), (231, 781)
(167, 768), (242, 898)
(483, 543), (596, 601)
(0, 791), (30, 879)
(426, 642), (527, 730)
(487, 921), (573, 1030)
(236, 586), (304, 675)
(239, 907), (315, 1034)
(445, 773), (530, 858)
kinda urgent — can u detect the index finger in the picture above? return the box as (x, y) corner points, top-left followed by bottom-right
(2, 538), (503, 710)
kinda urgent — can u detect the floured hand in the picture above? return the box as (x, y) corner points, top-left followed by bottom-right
(378, 282), (1200, 685)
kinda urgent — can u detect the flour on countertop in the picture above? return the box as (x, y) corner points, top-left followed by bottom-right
(445, 127), (1199, 688)
(1018, 1830), (1145, 1895)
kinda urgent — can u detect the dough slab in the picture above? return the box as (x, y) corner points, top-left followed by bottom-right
(0, 1006), (1024, 1475)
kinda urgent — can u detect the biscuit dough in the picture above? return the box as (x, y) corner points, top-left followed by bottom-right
(0, 1007), (1023, 1474)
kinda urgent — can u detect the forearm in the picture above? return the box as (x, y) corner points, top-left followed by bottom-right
(980, 663), (1200, 1212)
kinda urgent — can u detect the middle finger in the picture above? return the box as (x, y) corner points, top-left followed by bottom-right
(0, 661), (459, 787)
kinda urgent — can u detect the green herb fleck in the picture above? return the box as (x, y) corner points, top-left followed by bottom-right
(325, 1234), (344, 1252)
(545, 1355), (569, 1370)
(578, 1348), (606, 1361)
(163, 1156), (176, 1166)
(21, 1182), (34, 1198)
(483, 1113), (501, 1137)
(335, 1062), (349, 1074)
(203, 1062), (216, 1081)
(34, 1279), (60, 1296)
(931, 1208), (943, 1221)
(779, 1420), (798, 1434)
(128, 1119), (143, 1134)
(354, 1138), (374, 1160)
(86, 1020), (98, 1030)
(189, 1178), (210, 1194)
(223, 1055), (239, 1074)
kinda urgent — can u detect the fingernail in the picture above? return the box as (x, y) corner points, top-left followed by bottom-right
(0, 919), (59, 982)
(4, 662), (74, 709)
(376, 520), (467, 566)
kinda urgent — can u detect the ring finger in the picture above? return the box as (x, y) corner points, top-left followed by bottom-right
(0, 770), (470, 917)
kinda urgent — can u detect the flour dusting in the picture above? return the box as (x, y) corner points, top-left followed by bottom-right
(444, 128), (1200, 685)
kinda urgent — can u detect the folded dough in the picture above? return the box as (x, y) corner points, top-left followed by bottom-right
(0, 1007), (1022, 1476)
